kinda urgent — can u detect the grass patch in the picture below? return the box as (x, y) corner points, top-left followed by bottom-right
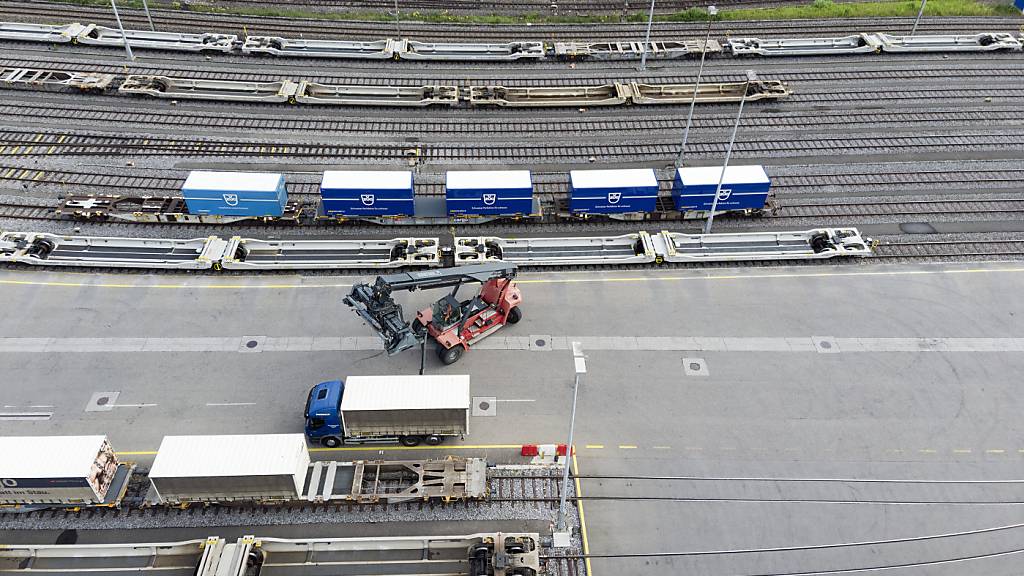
(37, 0), (1024, 25)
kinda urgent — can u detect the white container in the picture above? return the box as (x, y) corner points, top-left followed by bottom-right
(0, 436), (119, 505)
(148, 434), (310, 504)
(341, 375), (471, 438)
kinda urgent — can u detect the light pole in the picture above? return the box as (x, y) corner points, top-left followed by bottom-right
(675, 5), (717, 168)
(110, 0), (134, 61)
(141, 0), (155, 31)
(393, 0), (401, 38)
(703, 69), (756, 235)
(638, 0), (656, 71)
(910, 0), (926, 36)
(555, 341), (585, 536)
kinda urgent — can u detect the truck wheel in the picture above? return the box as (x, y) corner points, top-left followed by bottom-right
(400, 435), (421, 447)
(506, 307), (522, 324)
(437, 344), (463, 365)
(424, 434), (443, 446)
(321, 436), (341, 448)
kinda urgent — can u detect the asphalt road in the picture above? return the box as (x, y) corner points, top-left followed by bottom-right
(1, 261), (1023, 575)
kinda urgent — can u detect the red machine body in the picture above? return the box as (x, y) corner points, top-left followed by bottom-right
(416, 277), (522, 365)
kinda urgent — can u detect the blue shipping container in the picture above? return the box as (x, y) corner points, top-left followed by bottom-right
(446, 170), (533, 215)
(673, 165), (770, 212)
(182, 171), (287, 217)
(320, 171), (415, 217)
(569, 169), (659, 214)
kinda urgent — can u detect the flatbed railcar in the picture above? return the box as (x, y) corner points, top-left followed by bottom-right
(56, 166), (777, 227)
(0, 434), (486, 511)
(1, 21), (1020, 60)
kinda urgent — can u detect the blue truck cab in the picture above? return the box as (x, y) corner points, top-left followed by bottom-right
(304, 380), (345, 447)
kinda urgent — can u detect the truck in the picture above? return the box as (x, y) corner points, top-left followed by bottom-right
(304, 374), (471, 448)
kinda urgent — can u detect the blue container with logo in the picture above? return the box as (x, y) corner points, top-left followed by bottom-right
(182, 171), (287, 217)
(445, 170), (533, 215)
(673, 165), (770, 212)
(569, 168), (659, 214)
(320, 171), (415, 217)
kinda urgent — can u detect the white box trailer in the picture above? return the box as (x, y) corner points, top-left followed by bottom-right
(342, 375), (470, 438)
(0, 436), (123, 505)
(148, 434), (310, 504)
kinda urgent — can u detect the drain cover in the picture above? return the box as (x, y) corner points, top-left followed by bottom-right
(683, 358), (709, 377)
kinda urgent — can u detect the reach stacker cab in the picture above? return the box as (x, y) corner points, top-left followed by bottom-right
(304, 375), (471, 448)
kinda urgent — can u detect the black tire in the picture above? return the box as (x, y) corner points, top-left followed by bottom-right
(424, 434), (443, 446)
(320, 436), (341, 448)
(437, 344), (463, 365)
(506, 307), (522, 324)
(399, 435), (421, 447)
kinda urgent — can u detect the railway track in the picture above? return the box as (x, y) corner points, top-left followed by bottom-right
(0, 129), (1020, 164)
(3, 2), (1020, 41)
(173, 0), (889, 15)
(3, 101), (1023, 137)
(3, 52), (1021, 85)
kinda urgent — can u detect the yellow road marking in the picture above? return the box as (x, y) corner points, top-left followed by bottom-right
(919, 449), (937, 454)
(117, 444), (523, 456)
(953, 449), (973, 454)
(572, 452), (593, 576)
(651, 445), (672, 450)
(618, 445), (637, 450)
(0, 279), (354, 289)
(986, 449), (1006, 454)
(2, 265), (1024, 291)
(311, 444), (522, 452)
(584, 444), (604, 449)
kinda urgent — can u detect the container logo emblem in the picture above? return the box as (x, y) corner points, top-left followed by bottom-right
(483, 194), (496, 206)
(222, 193), (239, 207)
(1, 479), (15, 487)
(360, 194), (375, 206)
(716, 188), (732, 201)
(607, 192), (621, 204)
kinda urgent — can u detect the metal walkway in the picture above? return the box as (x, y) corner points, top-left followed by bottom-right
(0, 232), (227, 269)
(221, 237), (441, 269)
(653, 228), (874, 262)
(1, 66), (115, 91)
(0, 532), (541, 576)
(727, 32), (1021, 56)
(1, 229), (872, 270)
(455, 233), (657, 266)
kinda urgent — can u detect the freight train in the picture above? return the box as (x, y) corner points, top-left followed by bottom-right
(58, 165), (774, 225)
(0, 433), (487, 510)
(1, 21), (1021, 60)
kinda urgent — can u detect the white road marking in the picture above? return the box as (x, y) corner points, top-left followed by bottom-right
(0, 412), (52, 420)
(1, 336), (1022, 353)
(110, 403), (158, 408)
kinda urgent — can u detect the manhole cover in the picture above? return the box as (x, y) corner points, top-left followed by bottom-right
(535, 339), (546, 347)
(246, 340), (258, 349)
(683, 358), (709, 377)
(819, 341), (832, 350)
(472, 396), (496, 417)
(95, 396), (109, 406)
